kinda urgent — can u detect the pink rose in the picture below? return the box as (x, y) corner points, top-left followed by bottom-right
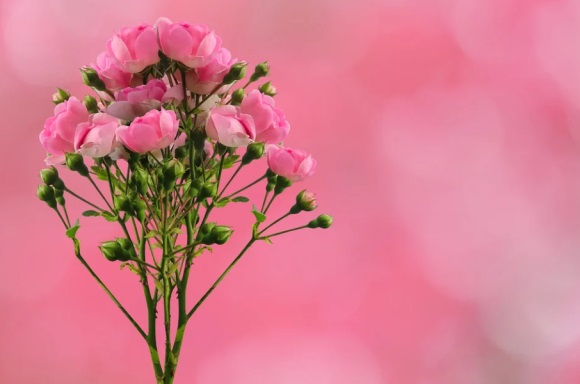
(74, 113), (120, 158)
(157, 18), (221, 68)
(266, 145), (316, 182)
(107, 24), (160, 73)
(206, 105), (256, 147)
(241, 90), (290, 144)
(91, 52), (132, 92)
(107, 79), (167, 121)
(185, 48), (235, 94)
(116, 109), (179, 154)
(39, 97), (89, 165)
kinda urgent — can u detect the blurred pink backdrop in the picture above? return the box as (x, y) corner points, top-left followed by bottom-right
(3, 0), (580, 383)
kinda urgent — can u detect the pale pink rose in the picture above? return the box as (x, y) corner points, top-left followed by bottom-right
(91, 52), (132, 91)
(206, 105), (255, 147)
(185, 48), (235, 94)
(74, 113), (121, 158)
(107, 79), (167, 120)
(241, 90), (290, 144)
(266, 145), (316, 182)
(116, 109), (179, 154)
(107, 24), (160, 73)
(157, 18), (221, 68)
(39, 97), (89, 165)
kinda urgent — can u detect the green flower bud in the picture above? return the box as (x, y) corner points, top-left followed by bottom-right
(188, 178), (204, 198)
(241, 142), (265, 165)
(210, 225), (233, 245)
(132, 168), (149, 196)
(223, 62), (248, 84)
(65, 153), (89, 177)
(134, 199), (148, 222)
(100, 241), (123, 261)
(114, 195), (133, 213)
(52, 88), (70, 104)
(174, 145), (188, 160)
(258, 81), (277, 97)
(84, 95), (99, 113)
(54, 188), (65, 206)
(308, 214), (333, 229)
(198, 183), (217, 200)
(274, 176), (292, 195)
(200, 222), (216, 235)
(37, 185), (57, 209)
(291, 190), (317, 214)
(40, 167), (59, 185)
(231, 88), (245, 106)
(250, 61), (270, 82)
(116, 238), (137, 261)
(162, 159), (185, 191)
(52, 178), (65, 191)
(81, 67), (107, 91)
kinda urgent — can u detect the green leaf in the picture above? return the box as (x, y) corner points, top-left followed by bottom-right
(232, 196), (249, 203)
(66, 220), (80, 239)
(154, 280), (164, 292)
(222, 155), (240, 169)
(127, 264), (141, 275)
(145, 230), (160, 239)
(263, 237), (273, 245)
(214, 197), (230, 207)
(102, 211), (118, 222)
(251, 205), (266, 223)
(82, 210), (101, 217)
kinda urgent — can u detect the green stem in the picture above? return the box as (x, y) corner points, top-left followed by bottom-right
(71, 238), (148, 341)
(218, 163), (244, 198)
(88, 174), (113, 211)
(261, 225), (309, 238)
(258, 212), (291, 235)
(186, 238), (256, 321)
(224, 174), (267, 199)
(63, 188), (105, 211)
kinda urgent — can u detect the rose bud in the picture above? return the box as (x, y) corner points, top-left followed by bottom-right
(258, 81), (277, 97)
(40, 167), (59, 186)
(241, 142), (265, 165)
(65, 153), (89, 177)
(37, 185), (57, 209)
(81, 67), (107, 91)
(266, 145), (316, 183)
(290, 190), (317, 214)
(249, 61), (270, 82)
(52, 88), (70, 105)
(223, 62), (247, 84)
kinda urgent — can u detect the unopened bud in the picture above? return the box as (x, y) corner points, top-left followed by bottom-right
(100, 241), (123, 261)
(81, 67), (107, 91)
(274, 176), (292, 195)
(65, 153), (89, 177)
(40, 167), (59, 185)
(174, 145), (188, 160)
(116, 238), (137, 261)
(231, 88), (245, 106)
(241, 142), (265, 165)
(162, 159), (185, 191)
(37, 185), (57, 209)
(250, 62), (270, 82)
(132, 168), (149, 196)
(54, 188), (66, 206)
(258, 81), (277, 97)
(211, 225), (233, 245)
(198, 183), (217, 200)
(223, 62), (247, 84)
(134, 199), (148, 222)
(114, 195), (133, 213)
(52, 88), (70, 104)
(52, 178), (65, 191)
(308, 214), (333, 229)
(291, 190), (317, 214)
(84, 95), (99, 113)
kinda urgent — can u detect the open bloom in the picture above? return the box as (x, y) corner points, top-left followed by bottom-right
(91, 52), (132, 92)
(74, 113), (121, 158)
(186, 47), (235, 94)
(116, 109), (179, 153)
(157, 18), (221, 68)
(39, 97), (89, 165)
(241, 90), (290, 144)
(107, 79), (167, 121)
(206, 105), (255, 147)
(266, 145), (316, 182)
(107, 24), (160, 73)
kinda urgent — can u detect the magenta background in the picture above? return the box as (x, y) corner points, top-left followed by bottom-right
(3, 0), (580, 383)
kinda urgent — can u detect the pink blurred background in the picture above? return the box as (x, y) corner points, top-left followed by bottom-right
(3, 0), (580, 382)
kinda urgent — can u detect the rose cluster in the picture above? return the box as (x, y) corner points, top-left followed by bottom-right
(39, 18), (315, 182)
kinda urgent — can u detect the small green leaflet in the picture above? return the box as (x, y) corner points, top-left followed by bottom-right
(251, 205), (266, 223)
(66, 220), (80, 239)
(82, 210), (101, 217)
(232, 196), (249, 203)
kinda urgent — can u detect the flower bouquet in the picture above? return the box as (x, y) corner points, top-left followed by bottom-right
(36, 18), (332, 384)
